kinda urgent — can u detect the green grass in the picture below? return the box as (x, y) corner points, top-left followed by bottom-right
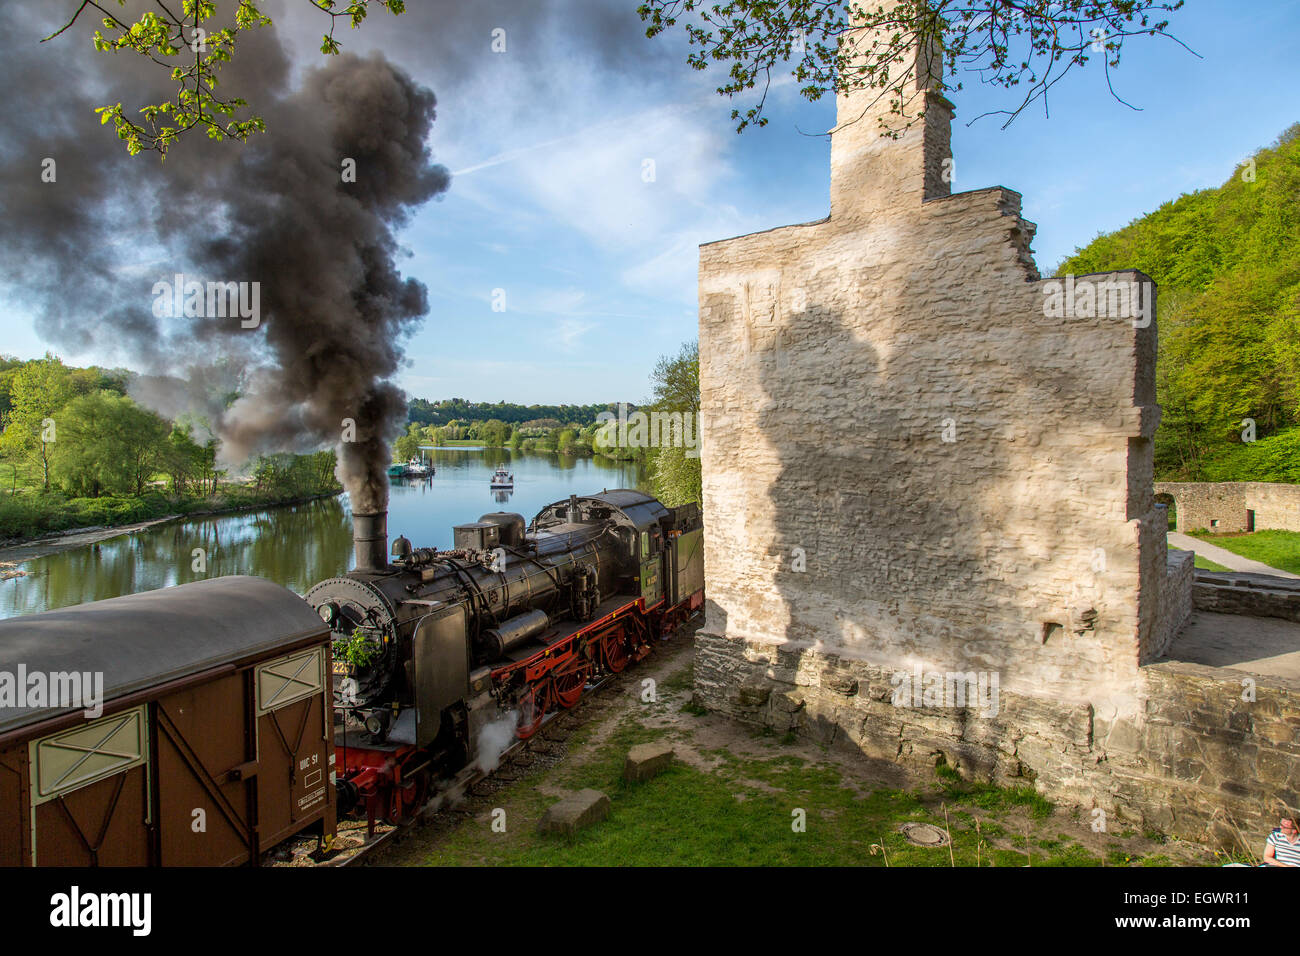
(1169, 545), (1232, 573)
(935, 766), (1055, 819)
(404, 719), (1143, 867)
(1194, 555), (1232, 572)
(1188, 529), (1300, 575)
(659, 661), (695, 695)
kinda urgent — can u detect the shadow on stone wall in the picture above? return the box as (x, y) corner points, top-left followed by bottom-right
(695, 293), (1047, 785)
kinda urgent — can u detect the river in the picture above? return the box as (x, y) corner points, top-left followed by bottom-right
(0, 447), (647, 620)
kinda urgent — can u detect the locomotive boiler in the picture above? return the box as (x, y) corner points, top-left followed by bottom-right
(306, 489), (704, 827)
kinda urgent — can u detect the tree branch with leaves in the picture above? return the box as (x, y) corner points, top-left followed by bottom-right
(44, 0), (407, 158)
(637, 0), (1193, 135)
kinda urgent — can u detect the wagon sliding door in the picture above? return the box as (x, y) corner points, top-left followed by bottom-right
(254, 645), (333, 849)
(28, 707), (151, 866)
(153, 645), (331, 866)
(154, 673), (257, 866)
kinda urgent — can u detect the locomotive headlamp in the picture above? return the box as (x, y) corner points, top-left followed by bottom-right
(364, 711), (390, 737)
(318, 602), (338, 625)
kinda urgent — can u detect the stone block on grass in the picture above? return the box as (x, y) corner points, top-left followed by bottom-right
(537, 789), (610, 835)
(624, 742), (675, 782)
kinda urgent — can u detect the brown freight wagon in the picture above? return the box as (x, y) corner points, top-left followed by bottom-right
(0, 575), (336, 866)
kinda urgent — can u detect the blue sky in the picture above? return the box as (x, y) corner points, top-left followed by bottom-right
(4, 0), (1298, 405)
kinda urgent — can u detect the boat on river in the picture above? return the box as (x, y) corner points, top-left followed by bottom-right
(389, 458), (434, 478)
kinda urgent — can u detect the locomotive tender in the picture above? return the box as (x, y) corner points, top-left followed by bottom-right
(308, 489), (704, 828)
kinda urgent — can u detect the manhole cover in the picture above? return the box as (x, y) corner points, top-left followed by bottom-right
(900, 822), (950, 847)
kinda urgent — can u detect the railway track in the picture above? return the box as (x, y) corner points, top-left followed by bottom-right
(267, 615), (697, 868)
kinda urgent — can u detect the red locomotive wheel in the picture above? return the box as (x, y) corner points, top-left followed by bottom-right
(602, 631), (630, 673)
(383, 766), (431, 827)
(515, 682), (549, 739)
(553, 660), (590, 709)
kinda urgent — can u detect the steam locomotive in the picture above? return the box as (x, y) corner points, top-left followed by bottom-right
(306, 489), (704, 828)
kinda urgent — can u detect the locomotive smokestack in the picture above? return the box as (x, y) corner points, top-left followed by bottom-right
(352, 511), (388, 572)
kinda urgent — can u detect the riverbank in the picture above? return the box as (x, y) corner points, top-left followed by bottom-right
(0, 490), (343, 565)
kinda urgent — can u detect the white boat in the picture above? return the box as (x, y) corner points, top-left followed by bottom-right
(405, 457), (430, 477)
(490, 467), (514, 489)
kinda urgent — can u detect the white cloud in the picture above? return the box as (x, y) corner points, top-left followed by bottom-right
(531, 287), (588, 314)
(555, 317), (597, 347)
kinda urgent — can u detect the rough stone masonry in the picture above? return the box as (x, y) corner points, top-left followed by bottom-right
(694, 26), (1295, 845)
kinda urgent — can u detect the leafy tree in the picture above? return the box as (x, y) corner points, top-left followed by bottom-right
(0, 355), (76, 490)
(638, 0), (1189, 134)
(646, 340), (702, 505)
(480, 419), (505, 447)
(393, 422), (422, 463)
(651, 443), (702, 506)
(0, 356), (23, 430)
(52, 390), (170, 497)
(251, 450), (340, 498)
(162, 421), (220, 496)
(46, 0), (408, 157)
(1200, 427), (1300, 484)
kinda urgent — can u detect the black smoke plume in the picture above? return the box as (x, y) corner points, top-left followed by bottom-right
(195, 53), (450, 512)
(0, 5), (450, 514)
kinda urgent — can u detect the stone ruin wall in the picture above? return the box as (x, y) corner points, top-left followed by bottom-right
(691, 32), (1289, 844)
(1156, 481), (1300, 534)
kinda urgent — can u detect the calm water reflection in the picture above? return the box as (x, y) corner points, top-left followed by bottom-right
(0, 448), (647, 619)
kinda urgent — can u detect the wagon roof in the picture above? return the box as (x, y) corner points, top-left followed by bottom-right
(0, 575), (326, 736)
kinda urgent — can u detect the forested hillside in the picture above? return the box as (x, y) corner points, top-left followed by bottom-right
(1059, 122), (1300, 481)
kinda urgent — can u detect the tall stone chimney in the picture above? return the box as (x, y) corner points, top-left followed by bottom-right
(828, 17), (954, 220)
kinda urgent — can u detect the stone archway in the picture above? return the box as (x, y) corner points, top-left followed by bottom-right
(1154, 492), (1176, 532)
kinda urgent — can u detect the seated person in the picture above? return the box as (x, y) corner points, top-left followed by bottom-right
(1263, 815), (1300, 867)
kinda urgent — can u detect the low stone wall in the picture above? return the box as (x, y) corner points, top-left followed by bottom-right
(1155, 481), (1300, 533)
(694, 629), (1088, 789)
(1192, 571), (1300, 623)
(1250, 483), (1300, 532)
(1130, 661), (1300, 846)
(694, 626), (1300, 848)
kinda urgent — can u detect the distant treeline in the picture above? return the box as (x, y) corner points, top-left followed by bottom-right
(408, 398), (620, 428)
(1059, 121), (1300, 482)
